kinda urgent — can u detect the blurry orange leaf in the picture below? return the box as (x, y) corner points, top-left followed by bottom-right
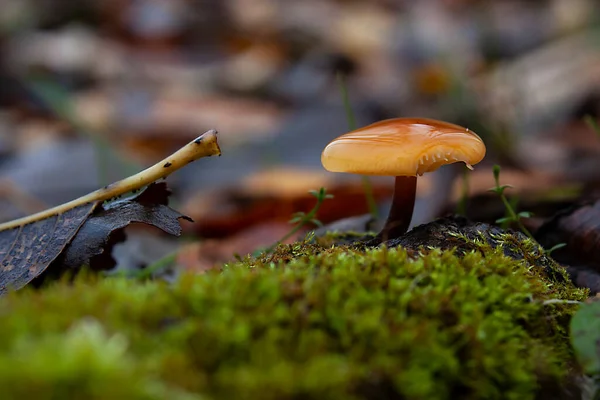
(75, 91), (284, 158)
(183, 168), (394, 238)
(177, 222), (299, 273)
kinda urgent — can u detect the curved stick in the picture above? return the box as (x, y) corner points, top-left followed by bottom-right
(0, 130), (221, 231)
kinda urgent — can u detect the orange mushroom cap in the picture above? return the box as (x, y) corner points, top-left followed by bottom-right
(321, 118), (486, 176)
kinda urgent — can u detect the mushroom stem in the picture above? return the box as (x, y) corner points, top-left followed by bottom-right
(378, 175), (417, 241)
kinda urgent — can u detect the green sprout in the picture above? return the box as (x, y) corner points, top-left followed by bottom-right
(489, 165), (565, 255)
(584, 114), (600, 139)
(263, 187), (334, 254)
(489, 164), (534, 239)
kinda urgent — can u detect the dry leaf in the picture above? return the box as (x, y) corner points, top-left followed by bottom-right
(536, 198), (600, 270)
(58, 182), (191, 272)
(0, 130), (221, 293)
(0, 201), (96, 294)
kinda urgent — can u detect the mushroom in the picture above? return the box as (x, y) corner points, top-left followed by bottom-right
(321, 117), (486, 241)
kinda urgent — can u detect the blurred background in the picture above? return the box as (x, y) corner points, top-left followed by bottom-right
(0, 0), (599, 271)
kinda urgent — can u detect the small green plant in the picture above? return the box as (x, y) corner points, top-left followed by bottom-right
(584, 114), (600, 139)
(287, 188), (333, 228)
(570, 301), (600, 399)
(488, 164), (534, 238)
(337, 72), (378, 219)
(263, 187), (333, 254)
(488, 165), (565, 255)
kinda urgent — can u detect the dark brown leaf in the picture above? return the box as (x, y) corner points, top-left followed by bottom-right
(0, 203), (97, 293)
(57, 182), (192, 272)
(536, 198), (600, 274)
(0, 130), (221, 294)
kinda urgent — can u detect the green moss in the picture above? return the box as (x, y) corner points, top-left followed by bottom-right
(0, 241), (587, 400)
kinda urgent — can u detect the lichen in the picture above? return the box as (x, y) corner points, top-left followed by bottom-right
(0, 235), (588, 400)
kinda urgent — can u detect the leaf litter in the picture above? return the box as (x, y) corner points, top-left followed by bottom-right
(0, 130), (221, 294)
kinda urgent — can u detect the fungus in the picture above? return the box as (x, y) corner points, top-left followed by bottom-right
(321, 117), (486, 241)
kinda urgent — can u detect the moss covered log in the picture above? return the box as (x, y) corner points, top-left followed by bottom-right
(0, 243), (588, 400)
